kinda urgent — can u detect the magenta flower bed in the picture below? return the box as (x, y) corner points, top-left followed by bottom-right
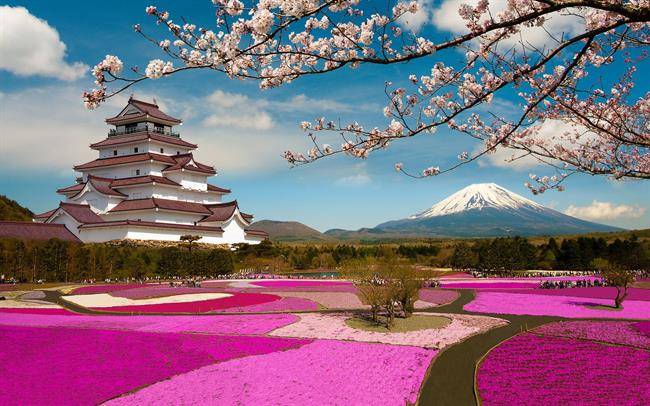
(534, 321), (650, 349)
(0, 312), (299, 335)
(92, 292), (280, 313)
(251, 280), (353, 288)
(0, 324), (311, 405)
(477, 333), (650, 405)
(107, 340), (435, 406)
(111, 286), (230, 299)
(441, 282), (537, 289)
(0, 308), (76, 315)
(418, 289), (459, 305)
(465, 291), (650, 319)
(500, 287), (650, 301)
(633, 321), (650, 336)
(213, 296), (318, 313)
(72, 283), (146, 294)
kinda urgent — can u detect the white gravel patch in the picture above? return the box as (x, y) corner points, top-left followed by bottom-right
(0, 299), (61, 309)
(63, 292), (232, 308)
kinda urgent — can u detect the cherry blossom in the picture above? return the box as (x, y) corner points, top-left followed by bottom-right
(82, 1), (650, 190)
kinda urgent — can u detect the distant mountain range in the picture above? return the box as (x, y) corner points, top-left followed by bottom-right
(325, 183), (621, 239)
(249, 220), (333, 242)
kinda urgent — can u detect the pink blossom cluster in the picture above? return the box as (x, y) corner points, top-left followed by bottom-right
(106, 340), (435, 406)
(477, 333), (650, 405)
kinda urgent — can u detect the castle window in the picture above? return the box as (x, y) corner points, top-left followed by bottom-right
(134, 147), (139, 153)
(135, 169), (140, 176)
(160, 148), (164, 153)
(113, 150), (117, 156)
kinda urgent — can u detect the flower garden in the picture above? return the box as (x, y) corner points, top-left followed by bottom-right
(1, 275), (648, 404)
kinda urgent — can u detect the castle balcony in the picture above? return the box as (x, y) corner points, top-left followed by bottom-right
(108, 126), (180, 138)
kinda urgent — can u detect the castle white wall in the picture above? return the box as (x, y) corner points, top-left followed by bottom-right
(67, 189), (121, 214)
(78, 226), (239, 245)
(97, 140), (192, 158)
(116, 185), (221, 204)
(102, 209), (203, 225)
(81, 162), (167, 179)
(47, 211), (82, 238)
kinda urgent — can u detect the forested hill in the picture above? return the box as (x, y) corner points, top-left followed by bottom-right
(0, 195), (33, 221)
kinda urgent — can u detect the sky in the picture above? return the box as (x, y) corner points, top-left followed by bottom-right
(0, 1), (648, 232)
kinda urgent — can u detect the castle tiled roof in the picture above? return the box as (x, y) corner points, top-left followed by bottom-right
(245, 229), (269, 237)
(33, 209), (57, 219)
(0, 221), (81, 242)
(106, 97), (181, 125)
(58, 202), (104, 223)
(201, 201), (251, 223)
(162, 153), (216, 175)
(86, 177), (127, 197)
(207, 184), (231, 194)
(90, 132), (197, 149)
(109, 175), (180, 188)
(73, 152), (176, 171)
(79, 220), (223, 233)
(109, 198), (212, 215)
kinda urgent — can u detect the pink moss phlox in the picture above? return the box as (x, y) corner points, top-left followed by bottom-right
(633, 321), (650, 336)
(251, 280), (354, 288)
(107, 340), (435, 406)
(0, 312), (300, 335)
(0, 308), (76, 315)
(441, 282), (538, 289)
(518, 287), (650, 301)
(212, 296), (318, 312)
(477, 333), (650, 405)
(0, 325), (311, 405)
(266, 291), (366, 309)
(534, 321), (650, 349)
(418, 289), (460, 305)
(93, 292), (280, 313)
(111, 286), (232, 299)
(271, 312), (507, 349)
(465, 292), (650, 319)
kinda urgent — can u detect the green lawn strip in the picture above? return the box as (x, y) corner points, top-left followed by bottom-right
(345, 314), (451, 333)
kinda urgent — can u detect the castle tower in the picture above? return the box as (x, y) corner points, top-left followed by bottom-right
(33, 97), (267, 245)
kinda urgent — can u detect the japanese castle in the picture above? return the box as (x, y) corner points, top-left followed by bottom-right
(33, 97), (267, 245)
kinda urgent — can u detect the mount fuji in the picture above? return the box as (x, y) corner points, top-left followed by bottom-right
(326, 183), (621, 238)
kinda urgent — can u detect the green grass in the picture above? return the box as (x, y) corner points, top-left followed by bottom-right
(345, 314), (451, 333)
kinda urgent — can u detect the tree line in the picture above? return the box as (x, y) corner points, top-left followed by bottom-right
(449, 236), (649, 271)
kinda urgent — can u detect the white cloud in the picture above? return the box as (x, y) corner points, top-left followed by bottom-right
(565, 201), (646, 221)
(0, 85), (310, 175)
(478, 145), (540, 170)
(0, 6), (88, 80)
(431, 0), (584, 48)
(334, 164), (372, 186)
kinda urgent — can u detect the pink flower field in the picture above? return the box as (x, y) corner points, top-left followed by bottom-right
(212, 296), (319, 312)
(0, 325), (310, 405)
(477, 333), (650, 405)
(86, 292), (281, 313)
(533, 320), (650, 349)
(0, 312), (299, 335)
(271, 312), (508, 348)
(465, 291), (650, 319)
(107, 340), (435, 406)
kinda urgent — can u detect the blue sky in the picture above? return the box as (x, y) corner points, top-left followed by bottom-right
(1, 1), (648, 231)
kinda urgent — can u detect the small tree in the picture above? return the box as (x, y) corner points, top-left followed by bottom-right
(180, 235), (201, 254)
(601, 268), (635, 309)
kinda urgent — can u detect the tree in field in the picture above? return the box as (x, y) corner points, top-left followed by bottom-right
(601, 267), (634, 308)
(180, 235), (201, 254)
(84, 1), (648, 192)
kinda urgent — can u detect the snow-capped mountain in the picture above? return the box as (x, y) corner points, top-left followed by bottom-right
(409, 183), (545, 219)
(366, 183), (622, 237)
